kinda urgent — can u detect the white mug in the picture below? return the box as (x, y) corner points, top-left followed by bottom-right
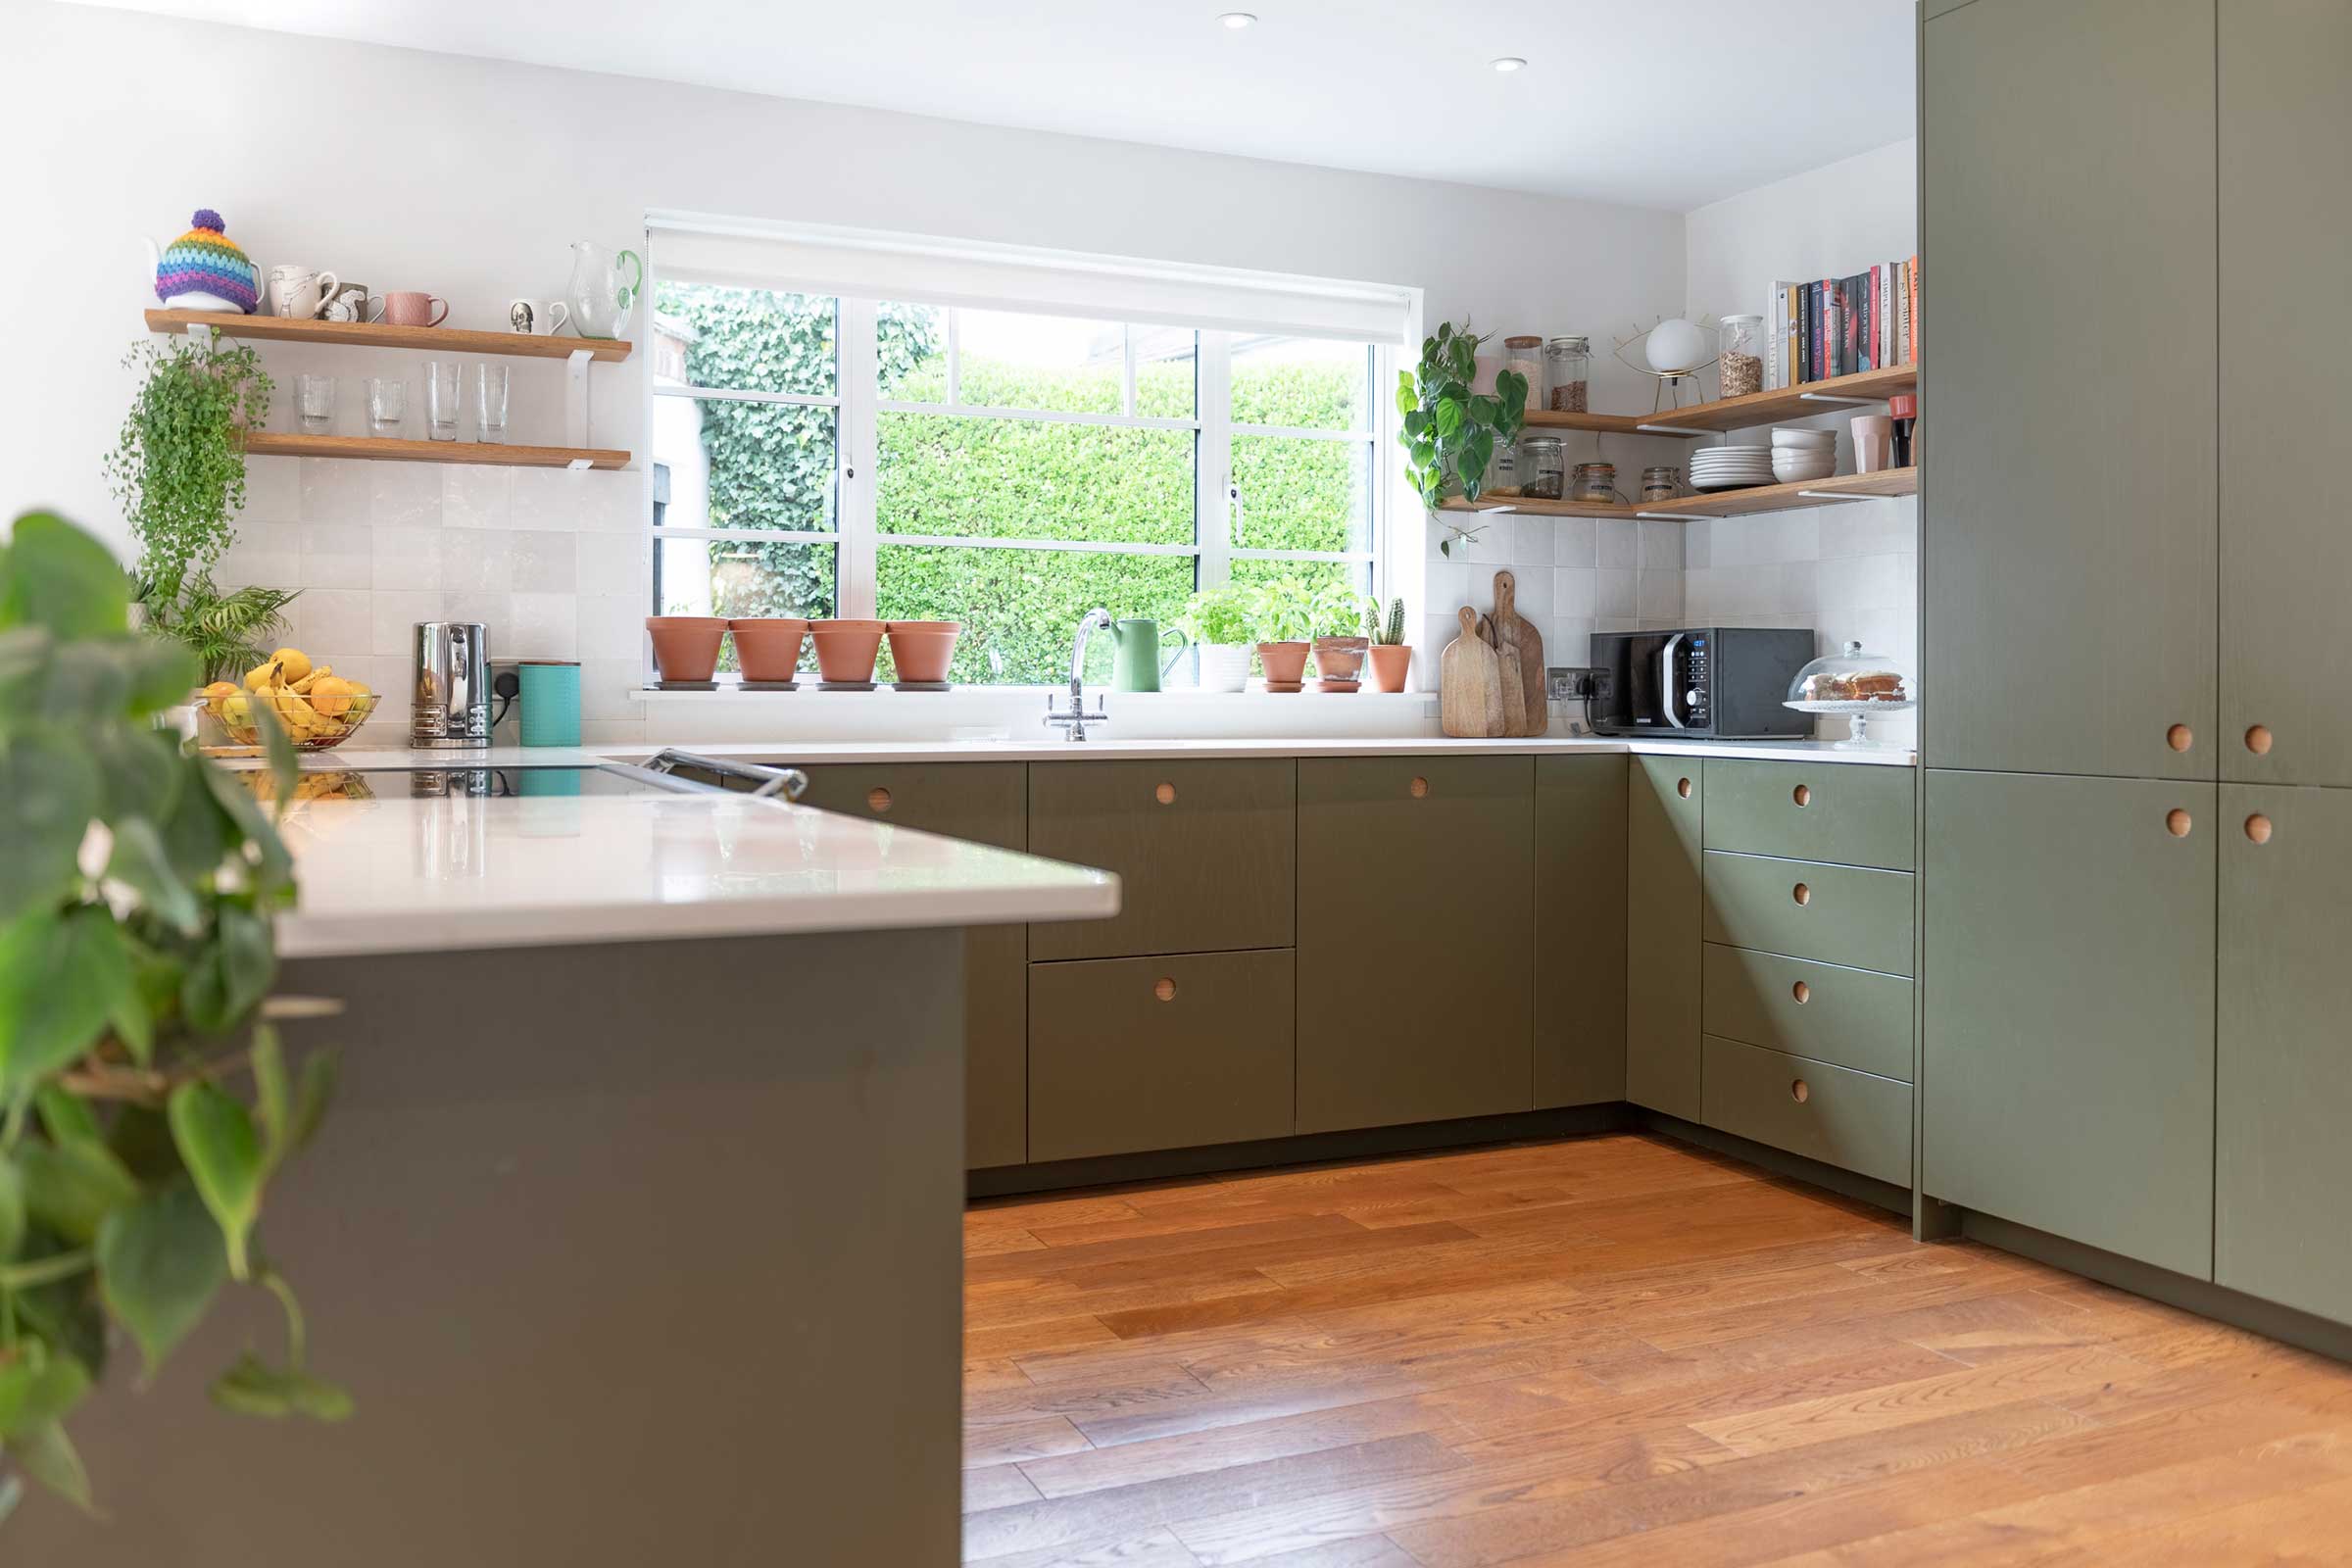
(267, 265), (340, 320)
(507, 298), (571, 336)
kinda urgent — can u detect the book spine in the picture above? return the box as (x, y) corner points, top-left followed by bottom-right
(1896, 262), (1910, 366)
(1910, 253), (1921, 362)
(1767, 281), (1783, 389)
(1879, 264), (1891, 369)
(1788, 284), (1801, 385)
(1865, 265), (1881, 372)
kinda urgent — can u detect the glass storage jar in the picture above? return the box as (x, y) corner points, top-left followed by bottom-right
(1518, 435), (1565, 499)
(1501, 335), (1544, 407)
(1640, 465), (1683, 502)
(1488, 438), (1521, 497)
(1544, 335), (1590, 413)
(1569, 461), (1618, 505)
(1718, 314), (1765, 399)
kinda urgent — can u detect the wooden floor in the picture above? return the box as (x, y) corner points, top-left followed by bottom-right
(959, 1132), (2352, 1566)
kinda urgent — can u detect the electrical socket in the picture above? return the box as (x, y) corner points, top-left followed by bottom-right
(1547, 665), (1609, 703)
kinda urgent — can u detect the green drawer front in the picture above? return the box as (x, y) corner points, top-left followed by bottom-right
(1028, 950), (1296, 1162)
(1702, 944), (1913, 1082)
(1701, 1035), (1913, 1187)
(1702, 760), (1916, 870)
(1701, 851), (1914, 977)
(1029, 759), (1295, 961)
(795, 762), (1029, 1169)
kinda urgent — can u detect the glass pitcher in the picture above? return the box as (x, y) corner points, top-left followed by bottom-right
(565, 241), (643, 340)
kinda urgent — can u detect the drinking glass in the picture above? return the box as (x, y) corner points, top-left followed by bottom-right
(425, 361), (462, 442)
(296, 374), (335, 434)
(475, 364), (511, 444)
(367, 376), (406, 437)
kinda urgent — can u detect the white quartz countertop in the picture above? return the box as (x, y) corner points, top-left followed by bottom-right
(255, 787), (1119, 959)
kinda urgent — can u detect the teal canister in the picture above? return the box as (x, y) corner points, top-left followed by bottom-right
(516, 661), (582, 747)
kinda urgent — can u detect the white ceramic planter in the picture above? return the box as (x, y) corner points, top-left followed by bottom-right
(1196, 643), (1250, 693)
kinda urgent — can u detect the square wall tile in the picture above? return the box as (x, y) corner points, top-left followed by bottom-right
(1639, 519), (1685, 572)
(575, 533), (645, 598)
(577, 595), (648, 663)
(214, 522), (300, 590)
(1510, 519), (1553, 567)
(1552, 516), (1596, 568)
(511, 532), (578, 594)
(1507, 564), (1552, 618)
(443, 592), (513, 639)
(1596, 568), (1638, 618)
(443, 528), (517, 593)
(505, 593), (579, 660)
(298, 524), (373, 590)
(299, 460), (371, 522)
(1551, 566), (1596, 617)
(372, 526), (444, 591)
(293, 588), (372, 653)
(239, 457), (300, 522)
(443, 466), (513, 530)
(370, 464), (443, 528)
(369, 591), (441, 657)
(1598, 517), (1640, 570)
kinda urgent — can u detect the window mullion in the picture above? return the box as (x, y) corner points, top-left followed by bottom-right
(839, 297), (880, 618)
(1197, 332), (1233, 591)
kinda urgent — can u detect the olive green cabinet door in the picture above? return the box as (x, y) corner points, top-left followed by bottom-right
(2217, 785), (2352, 1323)
(1923, 0), (2216, 778)
(1535, 756), (1628, 1107)
(1923, 770), (2216, 1279)
(1701, 760), (1914, 871)
(1029, 760), (1295, 961)
(2220, 2), (2352, 788)
(1297, 756), (1534, 1134)
(1626, 756), (1703, 1120)
(794, 763), (1030, 1168)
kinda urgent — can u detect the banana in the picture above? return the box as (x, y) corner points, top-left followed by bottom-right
(290, 663), (330, 695)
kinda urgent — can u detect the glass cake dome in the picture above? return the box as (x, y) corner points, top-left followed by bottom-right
(1786, 640), (1917, 749)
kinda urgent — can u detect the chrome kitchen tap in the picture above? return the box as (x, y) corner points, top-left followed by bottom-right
(1045, 607), (1113, 741)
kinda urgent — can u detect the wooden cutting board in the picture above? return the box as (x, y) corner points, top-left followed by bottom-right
(1488, 604), (1529, 738)
(1440, 606), (1504, 737)
(1493, 569), (1547, 735)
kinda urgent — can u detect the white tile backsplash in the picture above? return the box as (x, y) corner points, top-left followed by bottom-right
(369, 590), (441, 656)
(443, 466), (514, 529)
(298, 523), (373, 589)
(369, 465), (443, 528)
(371, 526), (444, 591)
(299, 458), (370, 521)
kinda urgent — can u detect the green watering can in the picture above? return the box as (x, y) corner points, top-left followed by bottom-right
(1108, 618), (1190, 692)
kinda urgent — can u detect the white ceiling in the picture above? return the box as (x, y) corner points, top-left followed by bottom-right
(70, 0), (1915, 211)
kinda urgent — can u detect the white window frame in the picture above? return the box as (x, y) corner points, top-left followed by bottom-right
(650, 290), (1398, 644)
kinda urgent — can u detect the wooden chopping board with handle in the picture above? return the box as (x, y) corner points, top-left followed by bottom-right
(1486, 606), (1529, 738)
(1440, 606), (1505, 737)
(1493, 568), (1547, 735)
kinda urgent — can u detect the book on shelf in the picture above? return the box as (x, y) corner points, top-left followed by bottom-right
(1761, 254), (1921, 387)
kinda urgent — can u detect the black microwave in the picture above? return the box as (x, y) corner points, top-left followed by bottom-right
(1590, 627), (1816, 738)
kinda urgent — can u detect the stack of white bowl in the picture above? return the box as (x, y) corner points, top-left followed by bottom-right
(1770, 428), (1838, 484)
(1689, 444), (1776, 491)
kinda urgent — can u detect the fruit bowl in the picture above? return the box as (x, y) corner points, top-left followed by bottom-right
(194, 651), (381, 753)
(203, 690), (379, 752)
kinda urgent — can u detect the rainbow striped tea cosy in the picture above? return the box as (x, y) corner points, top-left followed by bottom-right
(154, 209), (260, 313)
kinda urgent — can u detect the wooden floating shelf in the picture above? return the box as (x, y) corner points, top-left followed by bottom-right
(146, 309), (633, 364)
(1522, 365), (1916, 437)
(240, 432), (630, 470)
(1446, 466), (1916, 521)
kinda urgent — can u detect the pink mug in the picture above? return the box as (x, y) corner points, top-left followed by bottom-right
(371, 291), (449, 328)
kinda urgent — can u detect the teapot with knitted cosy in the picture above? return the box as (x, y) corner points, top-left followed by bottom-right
(143, 209), (261, 315)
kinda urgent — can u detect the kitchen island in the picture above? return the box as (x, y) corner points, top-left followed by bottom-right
(11, 766), (1116, 1568)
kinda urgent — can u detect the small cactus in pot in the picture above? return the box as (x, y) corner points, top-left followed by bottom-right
(1365, 596), (1412, 692)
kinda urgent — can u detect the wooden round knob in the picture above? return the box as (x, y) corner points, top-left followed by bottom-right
(1790, 1079), (1811, 1104)
(2245, 813), (2273, 845)
(1792, 882), (1812, 906)
(1409, 776), (1430, 799)
(2246, 724), (2274, 756)
(2166, 808), (2192, 838)
(865, 786), (893, 813)
(1791, 980), (1811, 1004)
(1152, 977), (1177, 1003)
(1792, 784), (1812, 808)
(1676, 776), (1692, 799)
(1154, 782), (1176, 806)
(2167, 723), (2193, 753)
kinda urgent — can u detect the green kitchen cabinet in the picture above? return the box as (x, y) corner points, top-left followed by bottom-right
(1028, 759), (1295, 961)
(1923, 769), (2216, 1279)
(793, 762), (1031, 1168)
(2220, 1), (2352, 789)
(1028, 950), (1296, 1163)
(1702, 759), (1914, 872)
(2217, 785), (2352, 1323)
(1701, 1035), (1913, 1189)
(1296, 755), (1534, 1134)
(1701, 852), (1915, 979)
(1922, 0), (2216, 778)
(1626, 756), (1703, 1121)
(1702, 944), (1913, 1084)
(1535, 755), (1628, 1107)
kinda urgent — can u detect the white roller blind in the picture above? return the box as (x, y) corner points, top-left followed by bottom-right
(645, 213), (1414, 345)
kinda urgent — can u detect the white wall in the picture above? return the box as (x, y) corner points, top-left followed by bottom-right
(6, 0), (1688, 739)
(1680, 137), (1919, 744)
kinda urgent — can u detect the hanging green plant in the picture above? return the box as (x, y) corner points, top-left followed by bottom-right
(106, 333), (273, 604)
(1396, 320), (1529, 540)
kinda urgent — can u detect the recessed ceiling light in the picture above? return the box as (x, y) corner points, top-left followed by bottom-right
(1491, 56), (1527, 72)
(1219, 11), (1256, 27)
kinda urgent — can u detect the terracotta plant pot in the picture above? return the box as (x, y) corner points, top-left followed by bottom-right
(646, 616), (728, 683)
(1255, 640), (1309, 690)
(808, 618), (887, 683)
(1367, 644), (1412, 693)
(885, 620), (961, 684)
(728, 617), (808, 683)
(1312, 635), (1370, 688)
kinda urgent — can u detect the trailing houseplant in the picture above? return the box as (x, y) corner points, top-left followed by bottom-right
(1396, 321), (1529, 557)
(0, 512), (346, 1530)
(1178, 586), (1254, 693)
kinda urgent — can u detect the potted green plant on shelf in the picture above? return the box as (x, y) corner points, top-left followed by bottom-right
(0, 513), (348, 1530)
(1178, 585), (1254, 693)
(1245, 575), (1367, 692)
(1364, 597), (1411, 692)
(1397, 320), (1529, 557)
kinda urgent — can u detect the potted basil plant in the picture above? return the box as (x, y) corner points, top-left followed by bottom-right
(1178, 586), (1254, 693)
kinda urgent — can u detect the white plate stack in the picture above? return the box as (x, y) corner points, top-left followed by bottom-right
(1688, 444), (1776, 491)
(1769, 428), (1838, 484)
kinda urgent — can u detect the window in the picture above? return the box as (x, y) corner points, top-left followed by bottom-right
(652, 276), (1389, 684)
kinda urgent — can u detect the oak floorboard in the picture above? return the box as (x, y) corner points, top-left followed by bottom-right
(961, 1132), (2352, 1565)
